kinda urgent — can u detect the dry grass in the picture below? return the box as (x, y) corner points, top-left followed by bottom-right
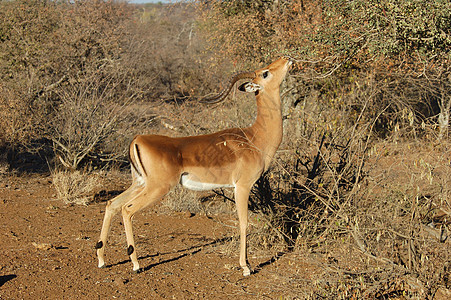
(159, 185), (204, 214)
(52, 170), (101, 205)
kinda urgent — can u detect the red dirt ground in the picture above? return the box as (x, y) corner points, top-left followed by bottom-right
(0, 174), (322, 299)
(1, 173), (449, 299)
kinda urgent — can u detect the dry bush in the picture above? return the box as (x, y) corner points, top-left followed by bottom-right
(159, 185), (204, 214)
(121, 3), (218, 102)
(47, 73), (148, 170)
(219, 82), (449, 298)
(198, 0), (450, 139)
(0, 150), (8, 175)
(52, 169), (101, 205)
(0, 86), (42, 151)
(0, 0), (134, 165)
(0, 1), (212, 169)
(354, 140), (450, 289)
(286, 139), (450, 299)
(173, 8), (449, 291)
(241, 73), (450, 297)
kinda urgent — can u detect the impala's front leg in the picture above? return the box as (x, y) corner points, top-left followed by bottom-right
(235, 184), (252, 276)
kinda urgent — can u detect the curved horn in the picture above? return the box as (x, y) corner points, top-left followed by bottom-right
(200, 71), (256, 104)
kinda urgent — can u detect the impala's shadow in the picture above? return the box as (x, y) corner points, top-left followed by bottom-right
(105, 236), (233, 271)
(104, 253), (158, 269)
(252, 251), (287, 275)
(93, 190), (123, 203)
(0, 274), (17, 287)
(105, 237), (285, 274)
(142, 248), (202, 272)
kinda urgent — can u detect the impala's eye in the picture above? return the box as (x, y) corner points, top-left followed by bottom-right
(262, 70), (269, 79)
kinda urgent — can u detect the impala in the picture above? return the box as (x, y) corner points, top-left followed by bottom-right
(96, 57), (292, 276)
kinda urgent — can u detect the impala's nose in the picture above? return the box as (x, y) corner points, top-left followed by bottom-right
(287, 59), (293, 71)
(283, 56), (294, 68)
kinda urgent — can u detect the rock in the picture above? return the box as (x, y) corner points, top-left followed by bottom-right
(32, 242), (53, 250)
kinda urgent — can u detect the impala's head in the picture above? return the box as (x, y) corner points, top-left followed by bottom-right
(201, 56), (292, 104)
(238, 56), (292, 94)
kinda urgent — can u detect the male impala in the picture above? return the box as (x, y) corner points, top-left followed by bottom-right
(96, 57), (292, 276)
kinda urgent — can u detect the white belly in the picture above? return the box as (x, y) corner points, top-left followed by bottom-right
(180, 174), (234, 191)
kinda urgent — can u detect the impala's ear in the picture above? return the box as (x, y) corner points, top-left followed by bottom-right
(238, 82), (262, 93)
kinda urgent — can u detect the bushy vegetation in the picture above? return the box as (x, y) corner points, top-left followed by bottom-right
(0, 0), (211, 170)
(0, 0), (449, 298)
(199, 1), (450, 297)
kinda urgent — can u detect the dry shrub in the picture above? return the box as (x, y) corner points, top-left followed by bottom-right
(0, 1), (212, 168)
(246, 210), (288, 254)
(159, 185), (204, 214)
(0, 85), (46, 153)
(52, 169), (101, 205)
(163, 53), (449, 297)
(0, 151), (8, 175)
(127, 3), (217, 101)
(353, 140), (450, 290)
(0, 0), (134, 165)
(48, 73), (145, 170)
(293, 139), (450, 299)
(198, 0), (450, 141)
(159, 186), (236, 217)
(259, 71), (449, 296)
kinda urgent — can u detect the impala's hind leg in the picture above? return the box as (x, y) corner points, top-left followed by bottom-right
(121, 184), (172, 272)
(96, 182), (143, 268)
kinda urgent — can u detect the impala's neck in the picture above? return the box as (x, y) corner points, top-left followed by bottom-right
(250, 88), (283, 167)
